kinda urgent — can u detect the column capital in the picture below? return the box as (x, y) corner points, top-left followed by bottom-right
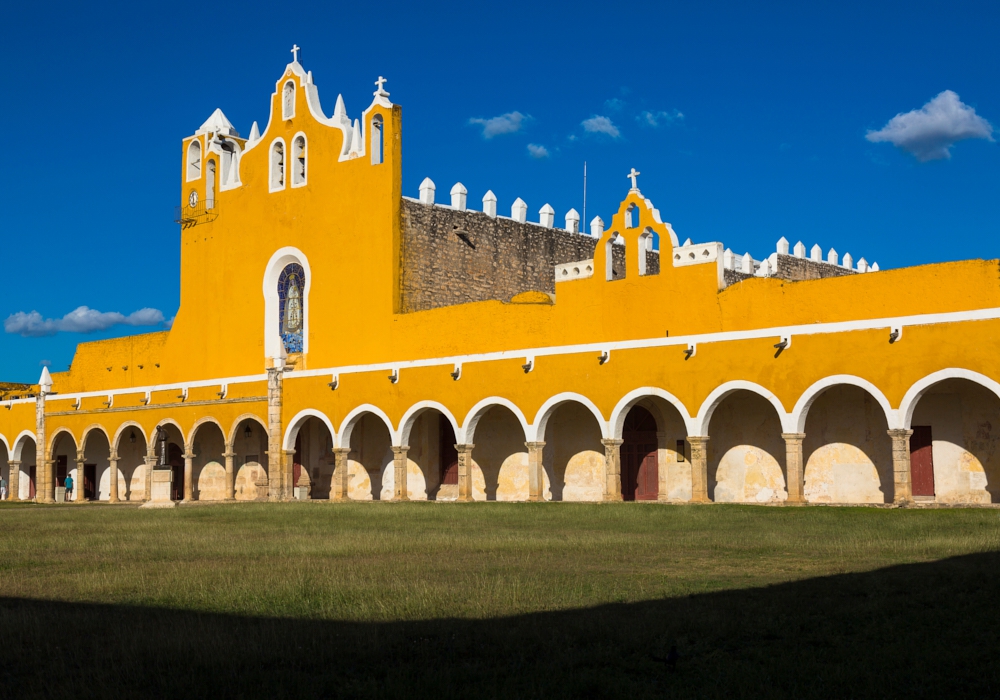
(454, 443), (475, 452)
(222, 451), (236, 459)
(76, 451), (86, 463)
(524, 441), (546, 450)
(109, 452), (119, 462)
(887, 428), (914, 439)
(686, 435), (710, 445)
(8, 460), (20, 467)
(183, 452), (196, 460)
(601, 438), (624, 447)
(391, 445), (409, 455)
(282, 449), (296, 457)
(781, 432), (806, 442)
(332, 447), (352, 456)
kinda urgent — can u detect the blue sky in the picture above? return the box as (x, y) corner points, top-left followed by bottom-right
(1, 0), (997, 383)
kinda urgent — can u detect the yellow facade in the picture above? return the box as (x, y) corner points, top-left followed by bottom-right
(3, 55), (999, 507)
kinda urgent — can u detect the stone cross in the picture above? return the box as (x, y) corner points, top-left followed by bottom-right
(291, 45), (301, 62)
(627, 168), (640, 190)
(375, 76), (388, 93)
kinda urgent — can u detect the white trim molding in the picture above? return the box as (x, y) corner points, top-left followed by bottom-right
(337, 404), (396, 449)
(790, 375), (898, 432)
(531, 392), (608, 442)
(397, 401), (461, 447)
(459, 397), (531, 444)
(263, 247), (312, 361)
(694, 380), (793, 436)
(282, 408), (336, 452)
(609, 387), (696, 438)
(898, 368), (1000, 429)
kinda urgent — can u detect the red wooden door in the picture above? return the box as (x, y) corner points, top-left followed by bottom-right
(910, 425), (935, 497)
(622, 407), (659, 501)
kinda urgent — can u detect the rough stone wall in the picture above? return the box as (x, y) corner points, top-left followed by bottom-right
(775, 254), (856, 281)
(400, 199), (658, 312)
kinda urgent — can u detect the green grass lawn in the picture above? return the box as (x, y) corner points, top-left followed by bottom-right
(1, 501), (998, 698)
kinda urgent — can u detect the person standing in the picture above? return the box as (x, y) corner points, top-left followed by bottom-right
(64, 473), (74, 503)
(0, 474), (7, 501)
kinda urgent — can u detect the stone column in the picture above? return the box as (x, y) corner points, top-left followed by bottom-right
(456, 443), (475, 502)
(656, 431), (669, 502)
(36, 394), (53, 504)
(223, 451), (236, 501)
(781, 433), (806, 504)
(331, 448), (352, 501)
(108, 451), (120, 503)
(183, 448), (195, 502)
(8, 460), (20, 502)
(283, 450), (296, 499)
(688, 436), (710, 503)
(75, 451), (86, 503)
(266, 367), (288, 502)
(143, 448), (156, 502)
(392, 446), (409, 501)
(602, 438), (624, 502)
(525, 441), (546, 502)
(888, 429), (914, 506)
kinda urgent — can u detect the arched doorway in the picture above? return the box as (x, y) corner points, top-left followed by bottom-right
(50, 431), (79, 502)
(538, 401), (604, 502)
(286, 416), (333, 499)
(82, 428), (112, 500)
(231, 417), (269, 501)
(343, 412), (394, 500)
(190, 421), (226, 501)
(114, 426), (148, 501)
(707, 391), (787, 503)
(467, 404), (528, 501)
(621, 406), (658, 501)
(397, 407), (459, 501)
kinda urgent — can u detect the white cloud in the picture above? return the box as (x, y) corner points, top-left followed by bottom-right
(604, 98), (626, 113)
(581, 116), (621, 138)
(4, 306), (166, 337)
(527, 143), (550, 159)
(637, 109), (684, 127)
(468, 111), (530, 138)
(866, 90), (993, 161)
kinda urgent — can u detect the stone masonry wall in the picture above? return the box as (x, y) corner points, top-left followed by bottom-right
(775, 254), (856, 281)
(400, 199), (658, 313)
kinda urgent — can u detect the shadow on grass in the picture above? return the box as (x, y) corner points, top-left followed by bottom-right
(3, 552), (999, 699)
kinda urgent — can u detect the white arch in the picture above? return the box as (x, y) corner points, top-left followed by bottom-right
(186, 417), (226, 448)
(460, 397), (530, 444)
(48, 427), (78, 456)
(899, 368), (1000, 429)
(11, 431), (36, 461)
(112, 421), (149, 452)
(0, 432), (10, 457)
(530, 392), (609, 443)
(609, 387), (696, 438)
(263, 246), (312, 360)
(269, 137), (287, 192)
(186, 138), (202, 182)
(282, 408), (336, 451)
(337, 404), (396, 449)
(227, 413), (269, 449)
(791, 375), (898, 433)
(397, 401), (461, 447)
(290, 131), (308, 187)
(80, 424), (112, 454)
(694, 380), (793, 436)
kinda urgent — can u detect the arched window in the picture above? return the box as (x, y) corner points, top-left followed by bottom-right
(606, 233), (625, 280)
(291, 134), (306, 187)
(186, 139), (201, 181)
(638, 228), (652, 275)
(278, 264), (306, 354)
(270, 140), (285, 191)
(282, 80), (295, 120)
(206, 160), (216, 208)
(625, 203), (640, 229)
(371, 114), (384, 165)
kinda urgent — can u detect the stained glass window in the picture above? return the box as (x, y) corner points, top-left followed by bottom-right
(278, 263), (305, 354)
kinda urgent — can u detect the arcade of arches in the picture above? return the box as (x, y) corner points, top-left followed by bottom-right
(4, 373), (999, 506)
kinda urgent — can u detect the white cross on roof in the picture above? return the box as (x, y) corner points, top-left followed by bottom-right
(291, 44), (301, 62)
(627, 168), (640, 190)
(375, 76), (388, 94)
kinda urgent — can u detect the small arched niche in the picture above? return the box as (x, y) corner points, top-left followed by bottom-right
(371, 114), (384, 165)
(186, 139), (201, 181)
(291, 134), (307, 187)
(282, 80), (295, 120)
(270, 139), (285, 191)
(278, 263), (306, 355)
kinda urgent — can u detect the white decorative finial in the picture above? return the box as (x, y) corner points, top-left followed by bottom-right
(375, 76), (388, 95)
(291, 45), (301, 62)
(627, 168), (641, 191)
(39, 366), (53, 394)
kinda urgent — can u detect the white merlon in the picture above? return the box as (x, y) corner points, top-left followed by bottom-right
(512, 198), (527, 223)
(857, 257), (869, 273)
(450, 182), (467, 211)
(723, 248), (735, 270)
(334, 94), (347, 118)
(842, 252), (854, 269)
(777, 237), (790, 255)
(793, 241), (806, 258)
(419, 178), (436, 205)
(810, 244), (822, 262)
(482, 190), (497, 218)
(565, 208), (580, 233)
(741, 253), (753, 274)
(349, 119), (362, 156)
(248, 121), (261, 145)
(539, 203), (555, 228)
(39, 366), (53, 393)
(871, 262), (880, 272)
(827, 248), (839, 265)
(757, 258), (771, 277)
(683, 237), (692, 246)
(673, 241), (723, 268)
(590, 216), (604, 238)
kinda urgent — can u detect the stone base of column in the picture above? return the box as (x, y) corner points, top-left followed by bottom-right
(140, 469), (177, 509)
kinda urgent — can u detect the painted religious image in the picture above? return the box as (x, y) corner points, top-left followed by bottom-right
(278, 263), (305, 354)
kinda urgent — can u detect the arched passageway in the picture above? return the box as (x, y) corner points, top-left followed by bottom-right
(541, 402), (604, 501)
(286, 416), (333, 499)
(155, 423), (186, 501)
(0, 439), (9, 500)
(114, 426), (148, 501)
(468, 405), (527, 501)
(803, 385), (893, 503)
(82, 429), (113, 501)
(51, 431), (79, 502)
(616, 398), (689, 502)
(909, 378), (1000, 504)
(190, 421), (226, 501)
(395, 407), (459, 501)
(231, 417), (269, 501)
(707, 391), (787, 503)
(344, 413), (394, 500)
(13, 436), (37, 500)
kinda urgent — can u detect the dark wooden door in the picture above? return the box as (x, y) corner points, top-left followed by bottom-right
(168, 443), (184, 501)
(910, 425), (935, 497)
(28, 465), (35, 499)
(440, 418), (458, 485)
(622, 407), (659, 501)
(84, 464), (96, 500)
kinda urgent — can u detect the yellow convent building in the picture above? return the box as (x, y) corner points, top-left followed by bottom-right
(2, 53), (1000, 507)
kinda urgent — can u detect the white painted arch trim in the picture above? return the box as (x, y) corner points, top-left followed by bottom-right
(263, 246), (312, 361)
(609, 387), (696, 438)
(228, 413), (269, 449)
(337, 404), (396, 449)
(290, 131), (308, 188)
(80, 424), (112, 453)
(11, 430), (36, 461)
(268, 137), (287, 193)
(48, 427), (78, 455)
(282, 408), (336, 452)
(0, 432), (10, 456)
(111, 421), (149, 451)
(397, 401), (461, 447)
(898, 368), (1000, 429)
(186, 417), (227, 448)
(460, 397), (531, 444)
(791, 375), (899, 433)
(531, 392), (609, 442)
(694, 380), (793, 436)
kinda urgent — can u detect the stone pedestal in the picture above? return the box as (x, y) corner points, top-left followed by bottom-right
(456, 443), (475, 502)
(141, 468), (177, 508)
(392, 446), (409, 501)
(888, 429), (914, 506)
(602, 438), (624, 502)
(781, 433), (806, 504)
(688, 436), (711, 503)
(525, 441), (546, 502)
(331, 448), (351, 501)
